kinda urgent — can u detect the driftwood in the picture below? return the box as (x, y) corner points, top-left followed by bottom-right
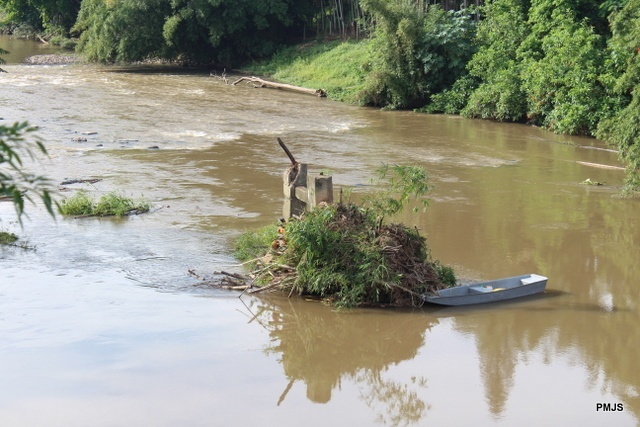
(60, 178), (103, 185)
(277, 137), (298, 166)
(232, 76), (326, 98)
(188, 269), (253, 291)
(210, 69), (229, 84)
(576, 161), (625, 170)
(70, 208), (148, 219)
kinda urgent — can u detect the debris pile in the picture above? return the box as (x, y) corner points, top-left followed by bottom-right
(202, 202), (455, 308)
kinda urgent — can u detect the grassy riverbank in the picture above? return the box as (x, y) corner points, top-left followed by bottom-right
(241, 39), (371, 104)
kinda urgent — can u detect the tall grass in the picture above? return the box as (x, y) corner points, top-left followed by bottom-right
(59, 191), (94, 216)
(234, 223), (280, 262)
(59, 191), (150, 217)
(242, 40), (372, 103)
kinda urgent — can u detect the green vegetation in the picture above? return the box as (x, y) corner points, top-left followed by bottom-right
(0, 45), (6, 72)
(71, 0), (318, 65)
(0, 229), (34, 249)
(446, 0), (528, 120)
(59, 191), (150, 217)
(0, 230), (17, 245)
(233, 223), (280, 262)
(358, 2), (477, 109)
(2, 0), (640, 188)
(243, 40), (372, 103)
(0, 121), (56, 224)
(234, 165), (456, 308)
(596, 0), (640, 192)
(364, 163), (431, 220)
(0, 0), (80, 38)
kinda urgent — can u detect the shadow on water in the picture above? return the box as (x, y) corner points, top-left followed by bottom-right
(422, 288), (568, 316)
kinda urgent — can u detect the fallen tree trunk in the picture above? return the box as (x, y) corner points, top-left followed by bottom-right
(232, 76), (326, 98)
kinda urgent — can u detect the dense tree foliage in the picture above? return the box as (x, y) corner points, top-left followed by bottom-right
(73, 0), (171, 62)
(0, 0), (80, 35)
(458, 0), (528, 120)
(596, 0), (640, 191)
(0, 45), (6, 71)
(519, 2), (607, 134)
(72, 0), (316, 65)
(359, 1), (477, 109)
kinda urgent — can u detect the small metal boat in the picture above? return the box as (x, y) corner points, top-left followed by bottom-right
(423, 274), (548, 306)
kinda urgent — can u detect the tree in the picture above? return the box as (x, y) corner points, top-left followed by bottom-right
(73, 0), (171, 63)
(596, 0), (640, 192)
(519, 3), (607, 135)
(0, 46), (6, 72)
(0, 122), (56, 224)
(359, 1), (477, 109)
(0, 0), (81, 35)
(461, 0), (529, 121)
(73, 0), (314, 65)
(162, 0), (307, 65)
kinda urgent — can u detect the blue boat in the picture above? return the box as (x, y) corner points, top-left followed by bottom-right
(423, 274), (548, 306)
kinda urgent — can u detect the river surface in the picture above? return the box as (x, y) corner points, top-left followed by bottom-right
(1, 35), (638, 426)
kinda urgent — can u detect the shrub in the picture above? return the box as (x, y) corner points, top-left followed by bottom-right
(358, 2), (477, 109)
(0, 230), (18, 246)
(58, 191), (94, 216)
(463, 67), (527, 121)
(519, 7), (606, 135)
(424, 75), (479, 115)
(59, 191), (149, 217)
(234, 223), (280, 262)
(234, 165), (455, 308)
(459, 0), (528, 121)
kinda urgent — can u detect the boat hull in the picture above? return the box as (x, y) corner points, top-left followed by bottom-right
(423, 274), (548, 306)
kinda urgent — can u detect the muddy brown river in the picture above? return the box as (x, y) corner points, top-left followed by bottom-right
(1, 35), (638, 426)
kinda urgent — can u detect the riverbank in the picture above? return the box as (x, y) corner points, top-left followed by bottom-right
(241, 38), (638, 195)
(240, 39), (371, 104)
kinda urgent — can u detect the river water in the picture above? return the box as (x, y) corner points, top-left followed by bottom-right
(1, 35), (638, 426)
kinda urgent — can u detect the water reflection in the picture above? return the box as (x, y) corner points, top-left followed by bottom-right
(0, 34), (65, 63)
(448, 294), (640, 423)
(240, 288), (640, 426)
(242, 296), (436, 425)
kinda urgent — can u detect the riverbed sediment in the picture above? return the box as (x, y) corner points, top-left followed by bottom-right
(23, 53), (84, 65)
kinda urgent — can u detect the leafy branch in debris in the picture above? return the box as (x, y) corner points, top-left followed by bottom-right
(219, 164), (455, 308)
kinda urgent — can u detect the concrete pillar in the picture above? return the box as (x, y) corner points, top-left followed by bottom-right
(282, 163), (333, 221)
(283, 164), (307, 220)
(306, 174), (333, 210)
